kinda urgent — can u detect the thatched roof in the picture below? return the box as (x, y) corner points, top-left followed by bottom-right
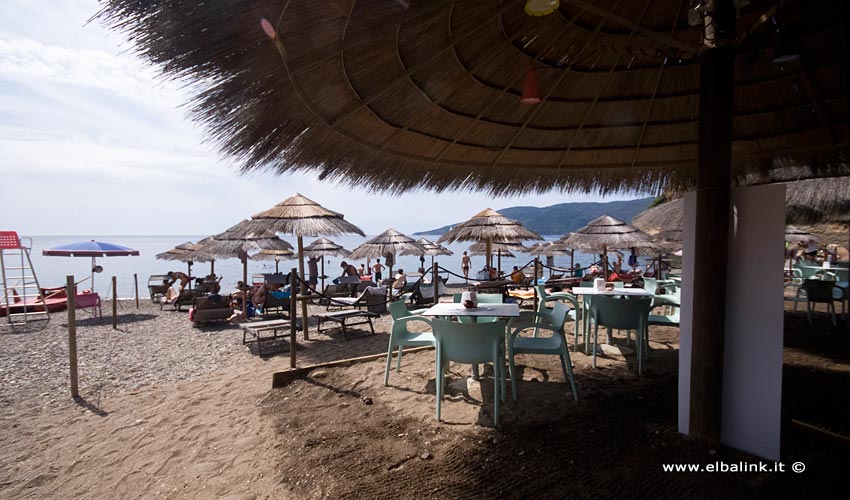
(784, 225), (819, 243)
(248, 193), (365, 237)
(438, 209), (542, 244)
(250, 248), (295, 261)
(632, 198), (684, 235)
(96, 1), (847, 195)
(301, 237), (351, 257)
(155, 241), (201, 262)
(633, 177), (850, 235)
(785, 177), (850, 224)
(400, 238), (453, 257)
(349, 229), (424, 259)
(198, 220), (294, 258)
(563, 215), (658, 251)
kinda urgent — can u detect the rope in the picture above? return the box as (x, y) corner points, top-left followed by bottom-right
(292, 266), (437, 307)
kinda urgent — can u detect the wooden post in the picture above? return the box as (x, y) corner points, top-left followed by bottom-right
(432, 260), (439, 305)
(570, 249), (575, 276)
(111, 276), (117, 329)
(67, 275), (78, 399)
(689, 8), (735, 446)
(289, 267), (297, 368)
(297, 236), (309, 339)
(485, 238), (493, 271)
(134, 273), (139, 308)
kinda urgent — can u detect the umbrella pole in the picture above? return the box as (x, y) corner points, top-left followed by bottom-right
(211, 260), (215, 275)
(603, 247), (608, 281)
(321, 255), (325, 291)
(242, 258), (248, 318)
(275, 258), (280, 274)
(297, 236), (309, 339)
(497, 250), (502, 276)
(91, 256), (96, 293)
(570, 250), (575, 276)
(486, 238), (493, 271)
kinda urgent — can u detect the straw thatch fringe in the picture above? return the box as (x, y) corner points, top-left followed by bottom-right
(197, 220), (294, 258)
(250, 248), (295, 261)
(96, 0), (847, 196)
(400, 238), (453, 257)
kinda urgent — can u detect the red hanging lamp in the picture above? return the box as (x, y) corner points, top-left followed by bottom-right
(520, 65), (541, 105)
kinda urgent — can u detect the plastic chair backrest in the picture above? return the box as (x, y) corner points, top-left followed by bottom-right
(388, 300), (410, 320)
(0, 231), (20, 249)
(802, 278), (835, 303)
(545, 301), (569, 332)
(431, 317), (506, 364)
(590, 295), (652, 330)
(795, 265), (823, 280)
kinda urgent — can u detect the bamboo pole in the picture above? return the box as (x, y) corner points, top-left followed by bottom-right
(134, 273), (139, 308)
(67, 275), (78, 399)
(290, 267), (297, 368)
(111, 276), (117, 329)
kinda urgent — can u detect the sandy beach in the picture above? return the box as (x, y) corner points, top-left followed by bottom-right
(1, 296), (847, 499)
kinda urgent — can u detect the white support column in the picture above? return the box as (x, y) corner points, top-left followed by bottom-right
(680, 184), (785, 460)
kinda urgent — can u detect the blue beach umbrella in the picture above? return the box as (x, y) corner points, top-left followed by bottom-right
(43, 240), (139, 291)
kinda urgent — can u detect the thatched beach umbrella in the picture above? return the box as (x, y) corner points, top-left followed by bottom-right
(250, 248), (295, 274)
(156, 241), (206, 276)
(563, 215), (657, 280)
(784, 226), (819, 244)
(198, 220), (294, 287)
(438, 209), (541, 271)
(468, 239), (529, 275)
(349, 229), (424, 278)
(469, 244), (516, 260)
(400, 238), (453, 274)
(301, 237), (351, 291)
(247, 193), (364, 330)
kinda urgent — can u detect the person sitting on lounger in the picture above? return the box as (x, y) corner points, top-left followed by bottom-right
(392, 269), (407, 292)
(510, 266), (524, 284)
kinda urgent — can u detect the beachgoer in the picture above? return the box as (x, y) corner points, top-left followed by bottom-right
(461, 252), (471, 281)
(489, 266), (498, 280)
(393, 269), (407, 291)
(359, 263), (367, 276)
(167, 271), (191, 292)
(371, 259), (385, 284)
(340, 261), (358, 277)
(573, 263), (583, 278)
(613, 256), (623, 274)
(251, 283), (269, 313)
(804, 239), (818, 261)
(628, 248), (638, 270)
(307, 256), (320, 287)
(510, 266), (524, 284)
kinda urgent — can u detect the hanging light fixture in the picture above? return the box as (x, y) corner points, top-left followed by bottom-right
(525, 0), (559, 17)
(520, 65), (541, 105)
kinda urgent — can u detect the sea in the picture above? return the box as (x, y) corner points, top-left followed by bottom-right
(15, 235), (643, 298)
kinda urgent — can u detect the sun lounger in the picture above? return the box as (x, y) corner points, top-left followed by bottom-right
(315, 310), (378, 340)
(242, 318), (302, 356)
(326, 286), (387, 313)
(75, 292), (102, 319)
(189, 295), (232, 326)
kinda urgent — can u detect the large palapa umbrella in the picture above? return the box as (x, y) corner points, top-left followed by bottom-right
(247, 193), (364, 331)
(301, 237), (351, 291)
(349, 229), (424, 279)
(437, 209), (541, 272)
(43, 240), (139, 292)
(563, 215), (657, 280)
(470, 240), (528, 275)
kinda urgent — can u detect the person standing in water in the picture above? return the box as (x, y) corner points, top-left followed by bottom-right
(461, 251), (471, 282)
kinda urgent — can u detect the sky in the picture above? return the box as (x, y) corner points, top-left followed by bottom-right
(0, 1), (645, 236)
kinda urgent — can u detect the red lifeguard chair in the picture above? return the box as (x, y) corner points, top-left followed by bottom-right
(0, 231), (50, 327)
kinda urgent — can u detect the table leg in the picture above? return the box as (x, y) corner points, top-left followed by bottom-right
(471, 315), (480, 380)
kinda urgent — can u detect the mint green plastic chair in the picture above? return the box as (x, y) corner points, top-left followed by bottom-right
(507, 301), (578, 402)
(534, 285), (582, 349)
(587, 295), (652, 374)
(384, 301), (434, 386)
(431, 317), (507, 424)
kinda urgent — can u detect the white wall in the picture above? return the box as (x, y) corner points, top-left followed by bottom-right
(679, 184), (785, 460)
